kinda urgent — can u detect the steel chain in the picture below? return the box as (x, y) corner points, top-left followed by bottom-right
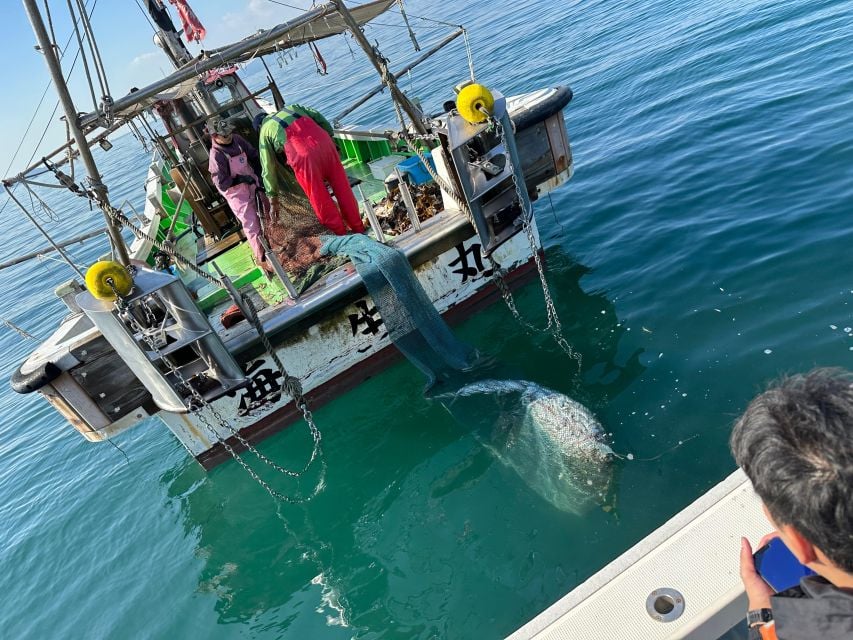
(107, 277), (323, 504)
(393, 103), (581, 372)
(92, 195), (324, 471)
(240, 295), (324, 467)
(492, 115), (582, 371)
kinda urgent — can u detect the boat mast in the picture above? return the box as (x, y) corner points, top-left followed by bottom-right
(21, 0), (131, 266)
(143, 0), (218, 116)
(331, 0), (428, 135)
(143, 0), (192, 68)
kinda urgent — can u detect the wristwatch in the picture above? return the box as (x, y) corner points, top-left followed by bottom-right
(747, 608), (773, 627)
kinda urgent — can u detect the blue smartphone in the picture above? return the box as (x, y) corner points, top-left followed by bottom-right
(753, 537), (816, 592)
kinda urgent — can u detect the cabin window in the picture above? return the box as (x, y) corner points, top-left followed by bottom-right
(210, 81), (243, 118)
(211, 84), (233, 105)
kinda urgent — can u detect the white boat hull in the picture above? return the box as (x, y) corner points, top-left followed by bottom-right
(160, 221), (542, 465)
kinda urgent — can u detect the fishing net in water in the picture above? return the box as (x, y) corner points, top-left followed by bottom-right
(321, 234), (479, 387)
(435, 379), (615, 515)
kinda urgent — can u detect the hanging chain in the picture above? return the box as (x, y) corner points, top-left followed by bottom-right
(491, 115), (582, 371)
(106, 267), (324, 504)
(390, 102), (581, 372)
(43, 141), (326, 501)
(240, 295), (323, 459)
(69, 169), (324, 457)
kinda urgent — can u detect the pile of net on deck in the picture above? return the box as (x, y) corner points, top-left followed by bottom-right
(227, 118), (343, 294)
(322, 234), (478, 387)
(260, 167), (347, 294)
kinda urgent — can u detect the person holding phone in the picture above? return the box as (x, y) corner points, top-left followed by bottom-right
(731, 369), (853, 639)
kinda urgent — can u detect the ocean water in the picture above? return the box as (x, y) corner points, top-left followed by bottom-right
(2, 0), (852, 637)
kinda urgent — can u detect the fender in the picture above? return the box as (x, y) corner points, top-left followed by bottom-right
(11, 360), (61, 394)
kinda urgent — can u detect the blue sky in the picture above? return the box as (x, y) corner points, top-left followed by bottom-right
(1, 0), (304, 178)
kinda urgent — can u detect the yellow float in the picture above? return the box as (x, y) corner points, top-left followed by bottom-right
(456, 83), (495, 124)
(85, 260), (133, 300)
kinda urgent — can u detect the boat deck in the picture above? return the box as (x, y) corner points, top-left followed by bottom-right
(214, 207), (471, 359)
(508, 470), (769, 640)
(170, 160), (445, 348)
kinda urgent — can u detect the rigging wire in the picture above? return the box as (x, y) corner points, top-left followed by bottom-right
(384, 7), (475, 80)
(351, 20), (447, 30)
(388, 8), (462, 29)
(1, 0), (98, 225)
(395, 0), (419, 51)
(43, 0), (60, 52)
(261, 0), (312, 12)
(106, 437), (131, 466)
(0, 317), (39, 341)
(74, 0), (112, 103)
(133, 0), (156, 31)
(1, 0), (98, 189)
(24, 181), (60, 223)
(21, 2), (100, 177)
(64, 0), (100, 112)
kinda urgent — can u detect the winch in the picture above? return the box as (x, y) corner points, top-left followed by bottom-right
(431, 83), (574, 255)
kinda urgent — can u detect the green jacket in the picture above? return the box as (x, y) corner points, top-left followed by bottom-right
(258, 104), (334, 195)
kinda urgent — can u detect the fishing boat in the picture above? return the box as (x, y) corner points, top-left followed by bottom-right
(5, 0), (577, 476)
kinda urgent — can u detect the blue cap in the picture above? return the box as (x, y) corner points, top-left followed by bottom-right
(252, 113), (268, 132)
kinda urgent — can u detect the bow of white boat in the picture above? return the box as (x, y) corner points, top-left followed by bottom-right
(509, 469), (769, 640)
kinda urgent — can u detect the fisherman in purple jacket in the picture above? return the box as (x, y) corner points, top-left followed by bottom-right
(207, 118), (273, 274)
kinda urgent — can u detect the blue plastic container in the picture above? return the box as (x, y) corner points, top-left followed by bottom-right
(396, 155), (435, 185)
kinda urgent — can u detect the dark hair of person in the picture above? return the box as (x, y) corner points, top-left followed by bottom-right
(730, 368), (853, 571)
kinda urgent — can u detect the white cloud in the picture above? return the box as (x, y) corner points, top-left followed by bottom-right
(125, 50), (173, 90)
(131, 51), (160, 67)
(208, 0), (302, 48)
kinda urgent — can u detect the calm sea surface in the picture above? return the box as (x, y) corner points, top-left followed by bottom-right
(2, 0), (852, 637)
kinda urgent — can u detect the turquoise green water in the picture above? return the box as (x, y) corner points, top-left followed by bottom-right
(2, 0), (853, 637)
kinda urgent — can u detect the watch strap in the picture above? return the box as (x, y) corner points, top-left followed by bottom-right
(747, 608), (773, 627)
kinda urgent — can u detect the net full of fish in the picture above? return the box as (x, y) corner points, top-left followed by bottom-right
(436, 379), (615, 516)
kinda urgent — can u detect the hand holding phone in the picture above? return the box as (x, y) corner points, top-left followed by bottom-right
(753, 537), (816, 592)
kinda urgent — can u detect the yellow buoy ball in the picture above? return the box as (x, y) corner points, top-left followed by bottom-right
(456, 84), (495, 124)
(85, 260), (133, 300)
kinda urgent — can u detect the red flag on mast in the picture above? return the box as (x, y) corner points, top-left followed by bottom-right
(167, 0), (207, 42)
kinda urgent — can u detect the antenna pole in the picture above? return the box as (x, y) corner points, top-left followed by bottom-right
(331, 0), (428, 134)
(22, 0), (131, 266)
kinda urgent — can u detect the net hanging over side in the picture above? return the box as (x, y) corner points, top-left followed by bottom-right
(322, 234), (478, 387)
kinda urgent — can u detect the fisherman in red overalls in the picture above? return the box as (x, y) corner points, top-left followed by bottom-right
(207, 118), (273, 274)
(254, 106), (365, 236)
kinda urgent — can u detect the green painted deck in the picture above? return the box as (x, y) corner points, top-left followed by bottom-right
(156, 152), (391, 316)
